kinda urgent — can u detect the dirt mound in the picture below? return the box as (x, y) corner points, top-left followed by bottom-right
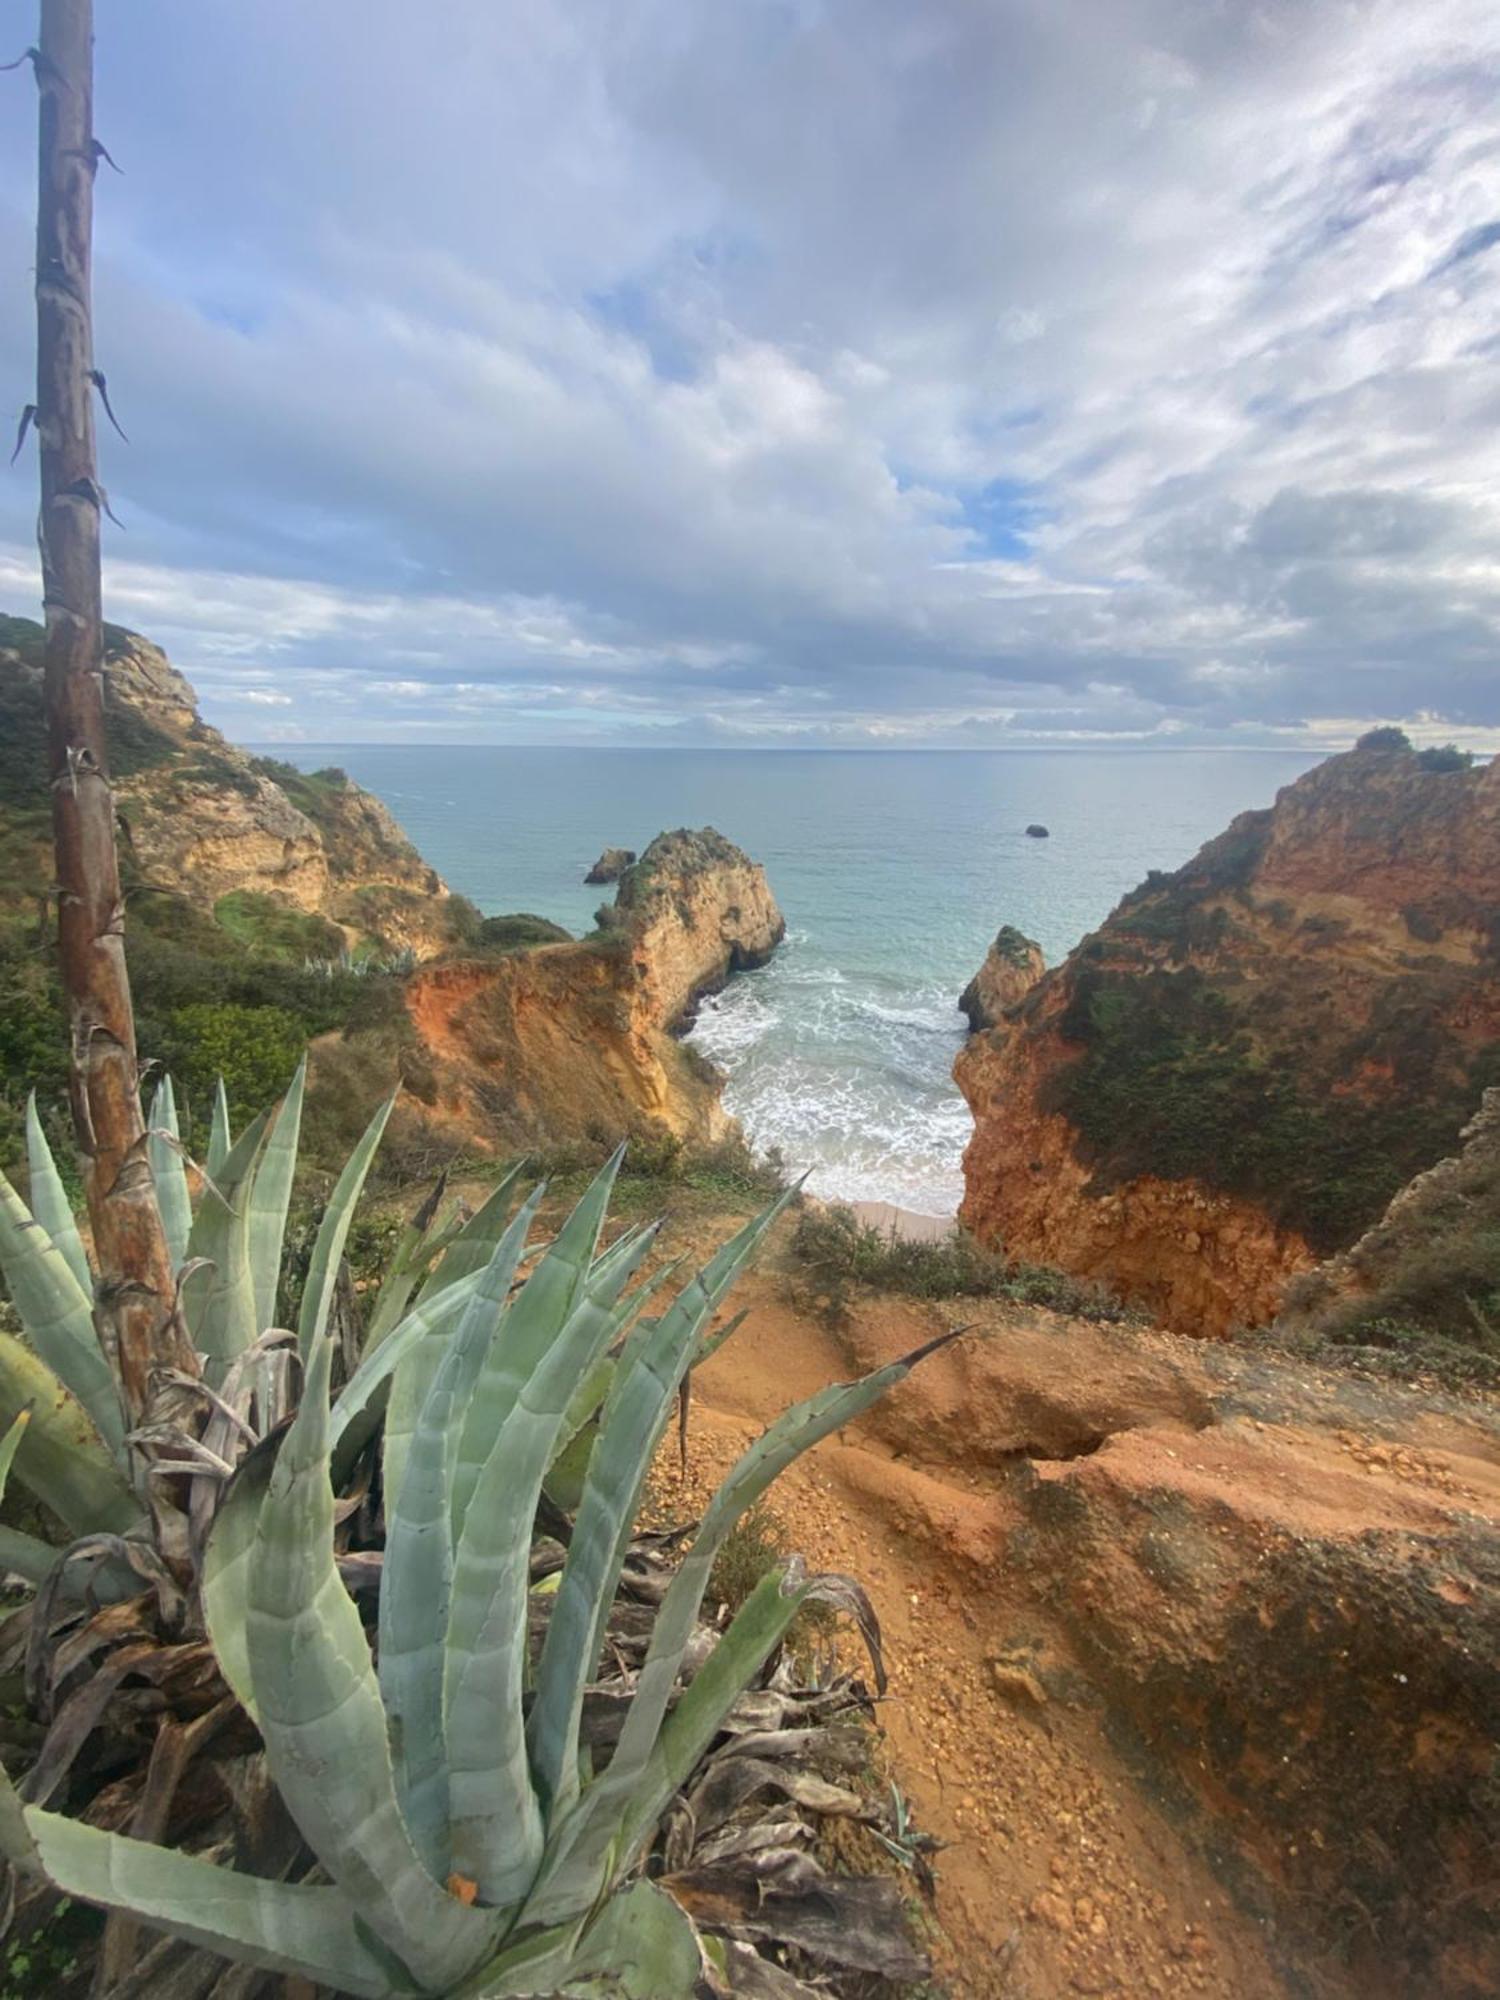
(663, 1231), (1500, 1998)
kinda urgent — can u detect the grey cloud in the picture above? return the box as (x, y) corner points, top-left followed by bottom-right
(0, 0), (1497, 745)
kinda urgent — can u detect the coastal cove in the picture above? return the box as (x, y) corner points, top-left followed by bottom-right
(269, 743), (1318, 1212)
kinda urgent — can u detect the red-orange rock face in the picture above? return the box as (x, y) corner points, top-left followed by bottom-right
(955, 743), (1500, 1335)
(393, 828), (783, 1156)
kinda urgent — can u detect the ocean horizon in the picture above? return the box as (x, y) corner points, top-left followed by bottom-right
(266, 743), (1321, 1215)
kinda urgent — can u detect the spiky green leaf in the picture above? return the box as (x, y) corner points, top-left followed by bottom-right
(449, 1148), (623, 1538)
(24, 1095), (91, 1296)
(0, 1331), (139, 1537)
(180, 1111), (272, 1384)
(445, 1226), (657, 1904)
(0, 1760), (419, 1998)
(413, 1161), (528, 1307)
(245, 1330), (496, 1990)
(246, 1057), (305, 1335)
(535, 1330), (958, 1920)
(378, 1222), (527, 1881)
(147, 1075), (193, 1269)
(527, 1195), (791, 1826)
(0, 1171), (125, 1459)
(295, 1093), (394, 1363)
(207, 1079), (232, 1178)
(382, 1185), (545, 1530)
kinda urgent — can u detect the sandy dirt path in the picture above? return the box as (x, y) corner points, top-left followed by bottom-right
(659, 1272), (1298, 2000)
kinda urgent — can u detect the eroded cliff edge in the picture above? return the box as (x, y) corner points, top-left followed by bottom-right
(955, 737), (1500, 1334)
(328, 828), (785, 1159)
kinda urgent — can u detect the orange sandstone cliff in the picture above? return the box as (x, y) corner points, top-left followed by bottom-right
(955, 738), (1500, 1335)
(0, 616), (468, 960)
(384, 828), (784, 1156)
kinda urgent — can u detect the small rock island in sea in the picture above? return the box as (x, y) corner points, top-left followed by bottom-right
(585, 846), (637, 884)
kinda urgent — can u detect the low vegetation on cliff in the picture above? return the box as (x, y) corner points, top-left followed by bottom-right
(957, 735), (1500, 1336)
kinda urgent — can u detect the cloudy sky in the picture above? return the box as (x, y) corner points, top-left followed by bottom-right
(2, 0), (1499, 748)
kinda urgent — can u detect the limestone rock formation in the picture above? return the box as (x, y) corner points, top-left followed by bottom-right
(958, 926), (1045, 1031)
(584, 846), (636, 884)
(379, 827), (784, 1155)
(0, 617), (464, 960)
(956, 738), (1500, 1334)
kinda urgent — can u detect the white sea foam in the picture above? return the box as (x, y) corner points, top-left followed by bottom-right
(687, 950), (972, 1216)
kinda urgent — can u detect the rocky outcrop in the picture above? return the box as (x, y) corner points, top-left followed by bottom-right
(609, 829), (785, 1029)
(584, 847), (636, 885)
(956, 739), (1500, 1334)
(958, 926), (1045, 1031)
(0, 618), (465, 960)
(1006, 1353), (1500, 1998)
(737, 1272), (1500, 1998)
(1025, 823), (1049, 839)
(383, 827), (784, 1155)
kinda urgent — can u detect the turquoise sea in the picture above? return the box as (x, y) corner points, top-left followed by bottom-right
(274, 747), (1318, 1215)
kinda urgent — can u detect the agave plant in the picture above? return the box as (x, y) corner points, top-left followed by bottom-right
(0, 1060), (408, 1587)
(0, 1147), (954, 1996)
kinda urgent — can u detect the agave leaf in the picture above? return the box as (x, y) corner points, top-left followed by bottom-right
(295, 1093), (394, 1363)
(0, 1331), (140, 1537)
(207, 1079), (232, 1179)
(246, 1057), (305, 1337)
(0, 1171), (125, 1459)
(363, 1178), (466, 1355)
(180, 1111), (272, 1385)
(245, 1329), (496, 1990)
(147, 1075), (193, 1269)
(527, 1195), (792, 1826)
(617, 1565), (817, 1865)
(532, 1567), (816, 1934)
(445, 1227), (658, 1904)
(24, 1095), (91, 1296)
(537, 1330), (961, 1919)
(0, 1408), (64, 1585)
(613, 1330), (960, 1784)
(378, 1228), (520, 1882)
(413, 1160), (528, 1307)
(383, 1185), (545, 1528)
(326, 1267), (486, 1490)
(449, 1147), (624, 1539)
(0, 1761), (420, 1998)
(542, 1254), (679, 1492)
(694, 1305), (750, 1369)
(200, 1432), (278, 1721)
(463, 1881), (701, 2000)
(0, 1407), (28, 1501)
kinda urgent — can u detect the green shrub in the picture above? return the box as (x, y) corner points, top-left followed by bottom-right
(474, 912), (573, 953)
(1355, 726), (1412, 752)
(1415, 744), (1472, 773)
(159, 1002), (306, 1127)
(1045, 964), (1485, 1253)
(790, 1203), (1135, 1322)
(213, 890), (346, 960)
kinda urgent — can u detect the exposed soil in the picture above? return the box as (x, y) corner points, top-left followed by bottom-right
(649, 1222), (1500, 2000)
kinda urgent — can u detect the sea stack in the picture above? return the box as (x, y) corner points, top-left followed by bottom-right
(1025, 823), (1050, 838)
(958, 926), (1045, 1031)
(585, 846), (636, 884)
(955, 737), (1500, 1334)
(396, 826), (784, 1156)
